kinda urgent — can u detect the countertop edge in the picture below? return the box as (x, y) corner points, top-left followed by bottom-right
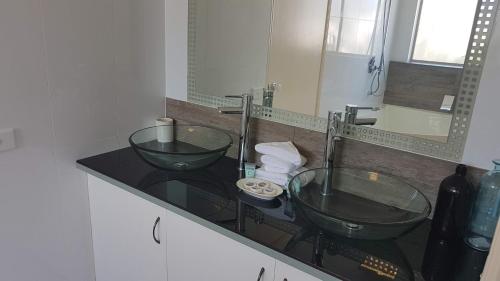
(76, 163), (342, 281)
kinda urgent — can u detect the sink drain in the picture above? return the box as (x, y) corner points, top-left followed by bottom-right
(174, 162), (190, 169)
(343, 222), (363, 231)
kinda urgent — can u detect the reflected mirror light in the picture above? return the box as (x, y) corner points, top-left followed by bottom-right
(317, 0), (474, 143)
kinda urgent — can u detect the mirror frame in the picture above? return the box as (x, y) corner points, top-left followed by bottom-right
(187, 0), (499, 162)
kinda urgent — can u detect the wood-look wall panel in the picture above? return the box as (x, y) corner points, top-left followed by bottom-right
(384, 62), (462, 112)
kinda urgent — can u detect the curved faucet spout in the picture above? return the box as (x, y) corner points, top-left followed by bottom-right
(218, 94), (253, 173)
(321, 111), (342, 196)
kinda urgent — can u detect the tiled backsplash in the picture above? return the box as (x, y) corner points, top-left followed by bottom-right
(166, 98), (486, 213)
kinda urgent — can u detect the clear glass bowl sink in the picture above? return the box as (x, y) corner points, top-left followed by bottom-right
(289, 168), (431, 240)
(129, 125), (232, 171)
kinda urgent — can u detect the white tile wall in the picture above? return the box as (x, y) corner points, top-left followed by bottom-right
(0, 1), (165, 280)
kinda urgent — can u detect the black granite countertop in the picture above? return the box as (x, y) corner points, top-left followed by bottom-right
(77, 147), (430, 281)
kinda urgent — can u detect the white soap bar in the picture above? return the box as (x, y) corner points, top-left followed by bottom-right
(155, 118), (174, 143)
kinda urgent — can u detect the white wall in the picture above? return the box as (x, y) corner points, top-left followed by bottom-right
(0, 1), (165, 280)
(463, 8), (500, 170)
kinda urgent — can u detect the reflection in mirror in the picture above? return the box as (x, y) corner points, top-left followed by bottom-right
(189, 0), (329, 113)
(412, 0), (477, 64)
(188, 0), (484, 144)
(318, 0), (477, 143)
(189, 0), (272, 103)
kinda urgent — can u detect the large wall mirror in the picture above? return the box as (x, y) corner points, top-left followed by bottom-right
(187, 0), (499, 162)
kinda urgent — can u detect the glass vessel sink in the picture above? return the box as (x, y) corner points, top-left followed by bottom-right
(289, 168), (431, 240)
(129, 125), (232, 171)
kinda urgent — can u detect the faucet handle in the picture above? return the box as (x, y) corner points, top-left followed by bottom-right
(224, 95), (245, 108)
(225, 95), (244, 99)
(358, 106), (380, 111)
(267, 82), (281, 92)
(224, 94), (253, 106)
(219, 95), (244, 114)
(344, 105), (379, 126)
(219, 94), (254, 114)
(225, 94), (254, 100)
(345, 104), (380, 112)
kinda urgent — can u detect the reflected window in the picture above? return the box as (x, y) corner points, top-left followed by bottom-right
(326, 0), (381, 55)
(412, 0), (477, 65)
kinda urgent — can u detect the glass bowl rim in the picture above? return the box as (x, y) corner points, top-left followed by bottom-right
(288, 167), (432, 226)
(129, 125), (233, 156)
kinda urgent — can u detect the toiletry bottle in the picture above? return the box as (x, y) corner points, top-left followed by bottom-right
(464, 159), (500, 251)
(454, 160), (500, 281)
(431, 164), (474, 239)
(421, 164), (474, 281)
(453, 239), (489, 281)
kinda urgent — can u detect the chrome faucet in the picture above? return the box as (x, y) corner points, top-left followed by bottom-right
(320, 105), (379, 195)
(344, 105), (379, 126)
(218, 94), (254, 173)
(262, 82), (280, 108)
(321, 111), (343, 196)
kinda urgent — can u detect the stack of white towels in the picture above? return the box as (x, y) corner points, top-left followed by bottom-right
(255, 141), (308, 188)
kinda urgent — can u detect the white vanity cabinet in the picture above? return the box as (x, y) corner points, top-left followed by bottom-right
(165, 210), (276, 281)
(86, 174), (336, 281)
(275, 260), (323, 281)
(87, 175), (168, 281)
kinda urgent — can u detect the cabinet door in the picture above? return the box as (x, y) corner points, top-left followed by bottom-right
(275, 260), (325, 281)
(166, 210), (275, 281)
(88, 175), (167, 281)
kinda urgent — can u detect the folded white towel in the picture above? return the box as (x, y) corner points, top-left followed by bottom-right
(256, 168), (290, 187)
(260, 156), (294, 174)
(255, 141), (304, 166)
(261, 155), (307, 174)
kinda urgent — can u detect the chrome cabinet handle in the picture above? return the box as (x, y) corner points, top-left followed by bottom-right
(257, 267), (265, 281)
(152, 217), (160, 244)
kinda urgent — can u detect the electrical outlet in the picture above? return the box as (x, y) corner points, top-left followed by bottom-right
(0, 128), (16, 152)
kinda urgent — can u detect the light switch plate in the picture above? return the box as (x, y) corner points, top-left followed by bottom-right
(0, 128), (16, 152)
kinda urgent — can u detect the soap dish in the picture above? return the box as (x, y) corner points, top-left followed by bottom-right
(236, 178), (283, 201)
